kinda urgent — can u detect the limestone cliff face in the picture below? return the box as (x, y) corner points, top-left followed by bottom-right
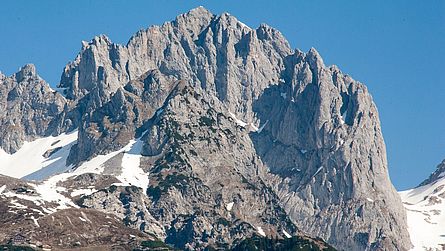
(251, 49), (410, 250)
(59, 7), (290, 120)
(0, 64), (66, 153)
(0, 7), (411, 251)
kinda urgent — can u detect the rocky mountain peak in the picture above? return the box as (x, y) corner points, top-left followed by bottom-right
(51, 9), (412, 250)
(0, 65), (66, 154)
(184, 6), (213, 19)
(173, 6), (215, 34)
(418, 159), (445, 187)
(306, 47), (324, 69)
(80, 34), (112, 50)
(0, 7), (413, 251)
(15, 63), (37, 82)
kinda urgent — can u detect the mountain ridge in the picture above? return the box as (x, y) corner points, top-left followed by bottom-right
(0, 7), (412, 251)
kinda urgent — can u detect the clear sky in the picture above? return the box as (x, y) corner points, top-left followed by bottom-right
(0, 0), (444, 190)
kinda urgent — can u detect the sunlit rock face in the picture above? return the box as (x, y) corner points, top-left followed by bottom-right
(0, 7), (411, 251)
(0, 64), (67, 154)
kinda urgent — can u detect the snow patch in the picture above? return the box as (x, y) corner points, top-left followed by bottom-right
(256, 120), (269, 133)
(117, 132), (150, 190)
(1, 132), (152, 216)
(0, 130), (78, 180)
(31, 216), (40, 227)
(366, 198), (374, 202)
(283, 230), (292, 238)
(226, 202), (234, 211)
(33, 173), (78, 210)
(0, 185), (6, 195)
(70, 188), (97, 197)
(313, 166), (323, 177)
(257, 226), (266, 237)
(399, 175), (445, 250)
(9, 199), (27, 209)
(340, 111), (347, 124)
(249, 123), (259, 132)
(30, 208), (44, 216)
(229, 112), (247, 127)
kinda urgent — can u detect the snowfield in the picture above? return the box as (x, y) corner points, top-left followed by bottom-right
(0, 132), (149, 213)
(116, 133), (149, 190)
(399, 176), (445, 251)
(0, 130), (78, 180)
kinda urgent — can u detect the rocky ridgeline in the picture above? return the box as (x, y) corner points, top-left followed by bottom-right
(0, 7), (411, 251)
(0, 64), (66, 153)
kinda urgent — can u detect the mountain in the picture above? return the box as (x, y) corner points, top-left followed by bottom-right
(0, 7), (411, 251)
(0, 64), (67, 154)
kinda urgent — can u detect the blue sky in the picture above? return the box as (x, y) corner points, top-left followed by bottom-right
(0, 0), (444, 190)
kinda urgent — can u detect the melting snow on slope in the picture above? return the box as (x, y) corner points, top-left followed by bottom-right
(229, 112), (247, 127)
(31, 216), (40, 227)
(9, 199), (27, 209)
(1, 132), (149, 213)
(38, 133), (149, 203)
(70, 188), (97, 197)
(0, 130), (78, 180)
(116, 134), (149, 190)
(228, 112), (270, 134)
(249, 123), (259, 131)
(313, 166), (324, 177)
(256, 120), (269, 133)
(399, 176), (445, 251)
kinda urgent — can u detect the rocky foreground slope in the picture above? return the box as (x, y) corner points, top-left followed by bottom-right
(0, 7), (411, 250)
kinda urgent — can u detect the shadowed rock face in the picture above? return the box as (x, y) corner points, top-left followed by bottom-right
(250, 50), (410, 250)
(418, 159), (445, 187)
(0, 7), (411, 251)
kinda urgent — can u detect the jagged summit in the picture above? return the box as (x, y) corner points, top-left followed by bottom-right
(0, 64), (66, 154)
(184, 6), (213, 17)
(306, 47), (324, 67)
(16, 63), (37, 79)
(81, 34), (112, 49)
(418, 159), (445, 187)
(58, 7), (293, 105)
(177, 6), (214, 24)
(0, 7), (412, 251)
(1, 63), (40, 82)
